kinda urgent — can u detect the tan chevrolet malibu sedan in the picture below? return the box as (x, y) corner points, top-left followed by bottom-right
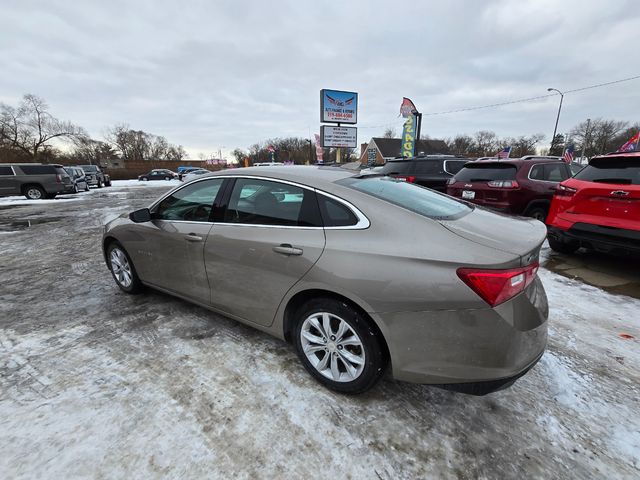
(103, 165), (548, 394)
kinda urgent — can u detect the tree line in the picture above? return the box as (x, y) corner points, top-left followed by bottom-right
(0, 94), (187, 164)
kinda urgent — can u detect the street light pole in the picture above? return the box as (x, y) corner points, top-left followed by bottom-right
(547, 88), (564, 148)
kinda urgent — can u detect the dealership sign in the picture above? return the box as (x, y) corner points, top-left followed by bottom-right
(320, 89), (358, 124)
(321, 125), (357, 148)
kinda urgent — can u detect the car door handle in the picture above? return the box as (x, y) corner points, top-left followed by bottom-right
(185, 233), (203, 242)
(273, 244), (303, 256)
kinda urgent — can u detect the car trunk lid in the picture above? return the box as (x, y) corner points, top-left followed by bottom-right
(439, 208), (546, 264)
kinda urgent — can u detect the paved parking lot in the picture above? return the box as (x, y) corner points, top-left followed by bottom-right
(1, 181), (639, 479)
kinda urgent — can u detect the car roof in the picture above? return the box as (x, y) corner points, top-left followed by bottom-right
(598, 151), (640, 159)
(388, 155), (468, 162)
(205, 165), (359, 188)
(474, 156), (563, 165)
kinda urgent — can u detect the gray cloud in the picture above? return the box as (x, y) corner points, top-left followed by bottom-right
(1, 0), (638, 157)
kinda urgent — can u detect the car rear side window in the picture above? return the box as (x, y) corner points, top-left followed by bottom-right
(574, 157), (640, 185)
(154, 178), (224, 222)
(19, 165), (56, 175)
(454, 163), (517, 182)
(529, 163), (569, 182)
(224, 178), (322, 227)
(339, 176), (471, 220)
(380, 161), (412, 175)
(0, 166), (14, 175)
(444, 160), (467, 175)
(412, 161), (441, 174)
(317, 194), (358, 227)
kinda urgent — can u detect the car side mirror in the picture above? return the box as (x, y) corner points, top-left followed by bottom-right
(129, 208), (151, 223)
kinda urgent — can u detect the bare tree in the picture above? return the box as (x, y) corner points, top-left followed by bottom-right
(0, 94), (85, 161)
(446, 134), (474, 156)
(569, 118), (629, 157)
(382, 127), (396, 138)
(472, 130), (498, 156)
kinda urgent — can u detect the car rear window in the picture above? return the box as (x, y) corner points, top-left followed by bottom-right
(339, 176), (471, 220)
(453, 163), (517, 182)
(80, 165), (98, 172)
(574, 157), (640, 185)
(0, 166), (14, 175)
(20, 165), (56, 175)
(380, 161), (412, 175)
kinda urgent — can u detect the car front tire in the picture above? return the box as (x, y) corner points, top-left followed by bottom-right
(107, 242), (144, 294)
(293, 298), (386, 394)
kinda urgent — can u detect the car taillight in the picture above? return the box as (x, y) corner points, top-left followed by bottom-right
(457, 262), (539, 307)
(56, 174), (62, 183)
(488, 180), (519, 188)
(555, 184), (577, 197)
(397, 176), (416, 183)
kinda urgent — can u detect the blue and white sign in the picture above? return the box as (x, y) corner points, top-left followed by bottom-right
(320, 89), (358, 124)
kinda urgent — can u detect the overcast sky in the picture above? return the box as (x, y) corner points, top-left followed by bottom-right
(1, 0), (638, 158)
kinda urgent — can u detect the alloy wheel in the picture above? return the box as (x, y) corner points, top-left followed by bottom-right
(27, 188), (42, 199)
(110, 248), (133, 288)
(300, 312), (366, 382)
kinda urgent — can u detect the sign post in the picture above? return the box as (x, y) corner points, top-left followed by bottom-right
(320, 89), (358, 164)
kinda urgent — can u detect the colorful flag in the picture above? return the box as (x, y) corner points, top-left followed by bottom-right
(399, 97), (418, 118)
(496, 146), (511, 159)
(314, 134), (324, 163)
(562, 145), (575, 164)
(617, 132), (640, 152)
(400, 115), (418, 157)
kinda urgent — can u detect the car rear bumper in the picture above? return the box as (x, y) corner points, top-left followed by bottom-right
(379, 277), (548, 394)
(548, 223), (640, 255)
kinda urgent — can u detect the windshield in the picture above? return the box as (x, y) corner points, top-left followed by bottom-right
(574, 157), (640, 185)
(454, 163), (517, 182)
(339, 176), (471, 220)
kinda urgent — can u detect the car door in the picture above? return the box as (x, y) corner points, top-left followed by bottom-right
(140, 178), (225, 303)
(0, 165), (18, 195)
(204, 177), (326, 326)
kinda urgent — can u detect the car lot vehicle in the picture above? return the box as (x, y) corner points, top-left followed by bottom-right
(103, 166), (548, 395)
(253, 162), (285, 166)
(0, 163), (74, 199)
(64, 166), (90, 192)
(138, 169), (178, 181)
(181, 168), (211, 182)
(546, 152), (640, 255)
(380, 155), (469, 192)
(79, 165), (109, 188)
(447, 156), (572, 221)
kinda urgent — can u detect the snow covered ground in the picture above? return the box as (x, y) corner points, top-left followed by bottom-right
(0, 182), (638, 479)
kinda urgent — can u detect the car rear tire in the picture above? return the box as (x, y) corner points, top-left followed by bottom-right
(73, 184), (79, 193)
(527, 206), (548, 222)
(97, 180), (103, 188)
(293, 298), (386, 394)
(107, 242), (144, 294)
(85, 184), (90, 192)
(548, 237), (579, 254)
(24, 185), (46, 200)
(165, 176), (171, 180)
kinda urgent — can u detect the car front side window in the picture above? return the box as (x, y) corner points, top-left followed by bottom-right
(154, 178), (224, 222)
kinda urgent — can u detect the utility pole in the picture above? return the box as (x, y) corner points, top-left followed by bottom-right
(547, 88), (564, 148)
(580, 118), (591, 163)
(307, 139), (313, 164)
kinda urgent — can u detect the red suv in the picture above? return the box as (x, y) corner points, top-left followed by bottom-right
(546, 152), (640, 255)
(447, 157), (572, 220)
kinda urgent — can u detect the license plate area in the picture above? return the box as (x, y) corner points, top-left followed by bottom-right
(462, 190), (475, 200)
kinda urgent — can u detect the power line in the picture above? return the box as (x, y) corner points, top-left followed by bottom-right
(358, 73), (640, 128)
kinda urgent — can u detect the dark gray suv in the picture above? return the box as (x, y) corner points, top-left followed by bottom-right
(0, 163), (74, 199)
